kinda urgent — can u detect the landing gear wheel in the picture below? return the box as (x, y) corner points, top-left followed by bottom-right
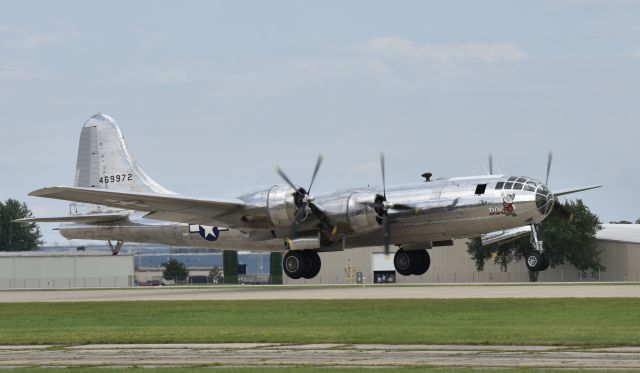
(411, 250), (431, 276)
(525, 251), (543, 272)
(303, 250), (321, 279)
(394, 248), (413, 276)
(283, 251), (308, 279)
(539, 253), (550, 271)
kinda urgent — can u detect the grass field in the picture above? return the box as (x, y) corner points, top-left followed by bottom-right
(0, 298), (639, 346)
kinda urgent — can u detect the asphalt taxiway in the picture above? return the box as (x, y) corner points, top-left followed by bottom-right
(1, 343), (639, 369)
(0, 283), (638, 302)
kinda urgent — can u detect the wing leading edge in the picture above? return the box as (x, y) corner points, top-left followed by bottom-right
(29, 186), (246, 226)
(13, 212), (129, 224)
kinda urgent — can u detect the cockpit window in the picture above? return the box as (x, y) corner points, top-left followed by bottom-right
(475, 184), (487, 195)
(495, 181), (504, 190)
(516, 177), (526, 183)
(523, 184), (535, 192)
(504, 182), (514, 189)
(513, 183), (524, 190)
(507, 176), (517, 182)
(536, 185), (550, 196)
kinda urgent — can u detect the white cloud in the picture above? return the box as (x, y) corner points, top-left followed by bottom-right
(16, 32), (66, 49)
(366, 36), (528, 64)
(0, 29), (66, 49)
(124, 70), (196, 86)
(0, 66), (49, 80)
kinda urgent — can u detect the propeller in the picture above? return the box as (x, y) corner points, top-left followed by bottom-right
(489, 154), (493, 175)
(542, 151), (572, 221)
(276, 155), (332, 239)
(545, 152), (553, 186)
(361, 154), (413, 255)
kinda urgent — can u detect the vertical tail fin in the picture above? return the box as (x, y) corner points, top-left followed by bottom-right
(72, 113), (173, 214)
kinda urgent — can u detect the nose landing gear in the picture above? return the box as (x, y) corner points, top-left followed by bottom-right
(525, 224), (549, 272)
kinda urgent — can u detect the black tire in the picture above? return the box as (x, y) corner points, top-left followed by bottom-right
(302, 250), (321, 279)
(394, 248), (413, 276)
(525, 251), (543, 272)
(412, 250), (431, 276)
(539, 253), (550, 271)
(282, 251), (307, 279)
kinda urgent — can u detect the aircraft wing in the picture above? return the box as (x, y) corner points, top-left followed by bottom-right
(554, 185), (602, 196)
(13, 212), (129, 224)
(29, 186), (246, 225)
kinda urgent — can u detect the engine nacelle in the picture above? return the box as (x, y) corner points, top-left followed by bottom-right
(237, 185), (297, 229)
(266, 185), (297, 228)
(345, 191), (381, 235)
(286, 234), (321, 251)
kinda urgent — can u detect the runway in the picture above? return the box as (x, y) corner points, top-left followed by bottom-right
(1, 283), (639, 302)
(2, 343), (639, 369)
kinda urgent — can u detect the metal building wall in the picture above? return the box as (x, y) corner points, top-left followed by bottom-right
(0, 253), (134, 289)
(284, 239), (640, 284)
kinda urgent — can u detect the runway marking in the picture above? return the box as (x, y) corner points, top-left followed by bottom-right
(1, 343), (639, 369)
(0, 283), (639, 302)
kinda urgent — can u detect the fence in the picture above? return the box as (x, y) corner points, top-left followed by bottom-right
(285, 270), (640, 285)
(0, 276), (133, 289)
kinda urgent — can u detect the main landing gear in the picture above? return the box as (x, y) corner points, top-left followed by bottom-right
(393, 248), (430, 276)
(283, 250), (321, 279)
(108, 240), (124, 255)
(525, 224), (549, 272)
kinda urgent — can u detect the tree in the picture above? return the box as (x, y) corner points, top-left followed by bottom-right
(0, 199), (42, 251)
(270, 252), (283, 284)
(223, 250), (239, 284)
(636, 218), (640, 224)
(609, 220), (633, 224)
(208, 265), (222, 283)
(162, 258), (189, 282)
(467, 199), (603, 282)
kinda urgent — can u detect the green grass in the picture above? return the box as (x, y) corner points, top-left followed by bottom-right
(0, 368), (631, 373)
(0, 298), (639, 346)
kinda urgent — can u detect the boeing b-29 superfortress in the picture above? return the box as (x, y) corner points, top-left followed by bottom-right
(18, 114), (601, 279)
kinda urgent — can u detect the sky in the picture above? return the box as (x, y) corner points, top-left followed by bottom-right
(1, 0), (639, 245)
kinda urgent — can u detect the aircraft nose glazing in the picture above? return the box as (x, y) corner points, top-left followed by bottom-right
(535, 184), (554, 216)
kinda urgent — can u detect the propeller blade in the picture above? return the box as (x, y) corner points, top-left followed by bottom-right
(308, 202), (332, 229)
(380, 153), (386, 199)
(382, 212), (391, 255)
(489, 154), (493, 175)
(288, 205), (308, 239)
(545, 152), (553, 186)
(358, 201), (384, 210)
(390, 203), (414, 210)
(276, 167), (299, 192)
(307, 154), (323, 194)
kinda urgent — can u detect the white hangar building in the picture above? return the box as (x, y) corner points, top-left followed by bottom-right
(284, 224), (640, 285)
(0, 252), (134, 289)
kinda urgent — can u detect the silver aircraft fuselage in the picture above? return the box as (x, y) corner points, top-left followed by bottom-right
(59, 175), (553, 252)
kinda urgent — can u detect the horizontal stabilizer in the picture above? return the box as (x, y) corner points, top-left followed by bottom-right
(554, 185), (602, 196)
(13, 212), (129, 224)
(28, 186), (246, 225)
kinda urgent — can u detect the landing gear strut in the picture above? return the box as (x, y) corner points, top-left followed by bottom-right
(394, 248), (430, 276)
(108, 240), (124, 255)
(283, 250), (321, 279)
(525, 224), (549, 272)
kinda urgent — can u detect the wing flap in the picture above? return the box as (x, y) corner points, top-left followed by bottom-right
(28, 186), (246, 225)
